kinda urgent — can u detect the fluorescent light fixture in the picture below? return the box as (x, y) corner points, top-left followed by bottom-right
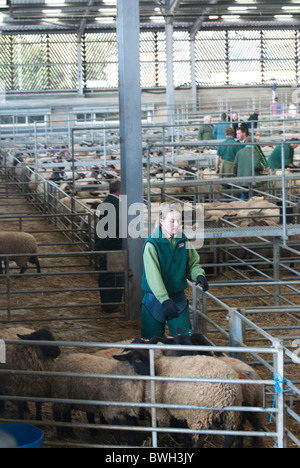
(42, 9), (62, 15)
(282, 6), (300, 12)
(98, 8), (116, 13)
(274, 14), (293, 19)
(45, 0), (65, 4)
(228, 6), (252, 11)
(96, 16), (115, 22)
(149, 15), (165, 22)
(222, 15), (241, 20)
(209, 15), (219, 20)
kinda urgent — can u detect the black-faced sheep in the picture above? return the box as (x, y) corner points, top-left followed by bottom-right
(0, 232), (41, 275)
(220, 356), (266, 447)
(0, 327), (61, 420)
(116, 349), (243, 448)
(149, 329), (265, 447)
(93, 333), (215, 362)
(51, 349), (150, 445)
(131, 332), (220, 357)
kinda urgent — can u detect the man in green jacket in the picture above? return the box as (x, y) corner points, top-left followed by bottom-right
(233, 139), (265, 200)
(198, 115), (214, 141)
(268, 140), (299, 170)
(216, 127), (239, 177)
(96, 179), (123, 313)
(141, 203), (208, 339)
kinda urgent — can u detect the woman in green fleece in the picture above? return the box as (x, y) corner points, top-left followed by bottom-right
(141, 203), (208, 339)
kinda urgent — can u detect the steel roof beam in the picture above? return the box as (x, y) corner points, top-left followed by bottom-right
(168, 0), (182, 15)
(190, 0), (218, 40)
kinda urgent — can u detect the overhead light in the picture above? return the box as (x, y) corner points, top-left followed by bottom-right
(45, 0), (65, 4)
(221, 15), (241, 21)
(98, 8), (116, 13)
(96, 16), (115, 22)
(149, 16), (165, 23)
(274, 14), (293, 19)
(209, 16), (219, 20)
(282, 6), (300, 12)
(228, 6), (256, 11)
(42, 9), (62, 16)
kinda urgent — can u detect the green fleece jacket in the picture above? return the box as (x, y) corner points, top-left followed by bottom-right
(198, 124), (214, 141)
(142, 228), (205, 304)
(268, 144), (294, 170)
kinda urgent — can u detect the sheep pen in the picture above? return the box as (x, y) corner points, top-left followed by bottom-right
(0, 167), (299, 448)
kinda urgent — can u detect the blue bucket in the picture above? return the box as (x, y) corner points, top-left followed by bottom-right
(0, 423), (44, 448)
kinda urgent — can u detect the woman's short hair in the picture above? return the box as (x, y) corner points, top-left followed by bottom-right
(154, 202), (182, 229)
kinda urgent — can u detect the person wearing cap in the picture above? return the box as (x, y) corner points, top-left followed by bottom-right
(141, 203), (208, 340)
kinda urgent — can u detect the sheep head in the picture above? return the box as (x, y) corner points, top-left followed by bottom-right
(17, 327), (61, 360)
(113, 349), (151, 376)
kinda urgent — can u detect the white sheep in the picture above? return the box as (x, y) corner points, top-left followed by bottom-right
(51, 349), (150, 445)
(0, 231), (41, 275)
(0, 327), (61, 420)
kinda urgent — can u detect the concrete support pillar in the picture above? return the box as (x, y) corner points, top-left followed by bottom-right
(117, 0), (144, 319)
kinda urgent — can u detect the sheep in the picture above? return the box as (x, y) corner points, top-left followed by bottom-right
(93, 332), (219, 366)
(0, 327), (61, 420)
(117, 330), (265, 448)
(204, 197), (280, 226)
(219, 356), (265, 447)
(93, 333), (215, 361)
(57, 197), (91, 228)
(154, 329), (265, 447)
(51, 348), (150, 445)
(116, 350), (243, 448)
(0, 231), (41, 276)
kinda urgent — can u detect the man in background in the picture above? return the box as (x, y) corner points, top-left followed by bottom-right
(95, 179), (124, 313)
(198, 115), (214, 141)
(216, 127), (239, 193)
